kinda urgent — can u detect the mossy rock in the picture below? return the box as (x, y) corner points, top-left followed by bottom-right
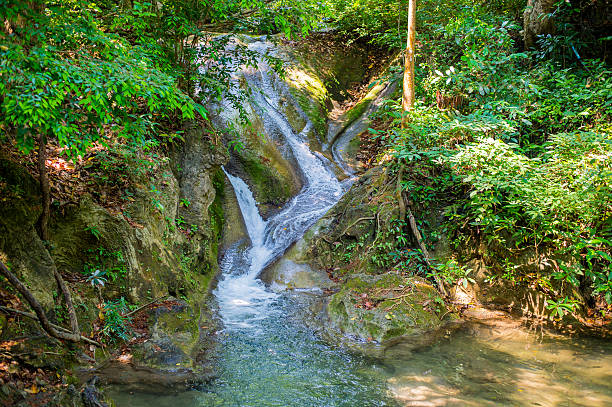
(328, 273), (445, 343)
(0, 158), (56, 308)
(235, 147), (294, 213)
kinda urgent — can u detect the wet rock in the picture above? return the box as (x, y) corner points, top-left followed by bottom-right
(263, 259), (335, 292)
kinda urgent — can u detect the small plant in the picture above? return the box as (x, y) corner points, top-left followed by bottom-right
(86, 269), (107, 288)
(150, 184), (164, 212)
(432, 259), (475, 288)
(85, 225), (102, 240)
(83, 247), (127, 282)
(228, 139), (244, 152)
(101, 297), (131, 342)
(545, 297), (580, 320)
(180, 198), (191, 207)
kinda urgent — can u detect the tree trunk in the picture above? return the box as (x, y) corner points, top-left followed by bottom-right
(401, 0), (417, 128)
(523, 0), (556, 49)
(53, 269), (80, 335)
(37, 134), (50, 241)
(0, 261), (81, 343)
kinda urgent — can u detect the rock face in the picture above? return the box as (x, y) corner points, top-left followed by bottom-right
(45, 123), (228, 306)
(0, 159), (57, 308)
(82, 299), (215, 393)
(0, 121), (228, 392)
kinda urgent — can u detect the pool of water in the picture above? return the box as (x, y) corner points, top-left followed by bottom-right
(108, 297), (612, 407)
(107, 291), (397, 407)
(385, 319), (612, 406)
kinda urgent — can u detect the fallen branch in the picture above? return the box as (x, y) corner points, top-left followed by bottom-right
(125, 294), (168, 317)
(0, 305), (101, 347)
(405, 200), (448, 297)
(396, 169), (448, 296)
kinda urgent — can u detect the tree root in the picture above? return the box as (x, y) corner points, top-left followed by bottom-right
(0, 261), (100, 346)
(0, 305), (101, 347)
(341, 216), (376, 236)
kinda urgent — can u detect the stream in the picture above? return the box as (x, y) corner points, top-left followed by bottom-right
(108, 38), (612, 406)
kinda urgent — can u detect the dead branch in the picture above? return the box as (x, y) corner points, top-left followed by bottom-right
(0, 261), (83, 344)
(396, 168), (448, 296)
(0, 305), (101, 347)
(405, 199), (448, 296)
(125, 294), (168, 317)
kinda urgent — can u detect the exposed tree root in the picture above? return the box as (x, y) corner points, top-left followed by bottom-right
(0, 261), (101, 347)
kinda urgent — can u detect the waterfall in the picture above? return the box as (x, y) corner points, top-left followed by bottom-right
(214, 38), (347, 334)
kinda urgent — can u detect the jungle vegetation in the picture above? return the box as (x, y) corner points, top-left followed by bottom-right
(0, 0), (610, 349)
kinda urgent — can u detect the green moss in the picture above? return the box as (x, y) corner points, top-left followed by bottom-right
(237, 148), (293, 206)
(345, 276), (371, 293)
(209, 168), (226, 239)
(344, 96), (371, 125)
(284, 65), (330, 139)
(328, 273), (444, 343)
(289, 87), (328, 138)
(341, 82), (385, 128)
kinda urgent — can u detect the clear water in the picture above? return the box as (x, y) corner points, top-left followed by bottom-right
(385, 321), (612, 406)
(108, 37), (612, 406)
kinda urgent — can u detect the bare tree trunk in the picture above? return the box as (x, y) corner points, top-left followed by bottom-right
(37, 134), (50, 241)
(523, 0), (556, 49)
(401, 0), (416, 128)
(0, 261), (81, 343)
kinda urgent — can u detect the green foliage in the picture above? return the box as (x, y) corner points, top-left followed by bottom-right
(431, 259), (475, 288)
(545, 297), (580, 320)
(1, 0), (323, 169)
(342, 0), (611, 309)
(83, 246), (127, 283)
(1, 0), (205, 160)
(85, 225), (102, 240)
(86, 269), (107, 288)
(102, 297), (131, 342)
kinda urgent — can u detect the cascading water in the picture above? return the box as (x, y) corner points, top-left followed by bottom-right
(215, 170), (273, 332)
(107, 36), (612, 407)
(202, 38), (396, 405)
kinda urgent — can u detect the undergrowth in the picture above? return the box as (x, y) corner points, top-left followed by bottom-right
(340, 1), (611, 315)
